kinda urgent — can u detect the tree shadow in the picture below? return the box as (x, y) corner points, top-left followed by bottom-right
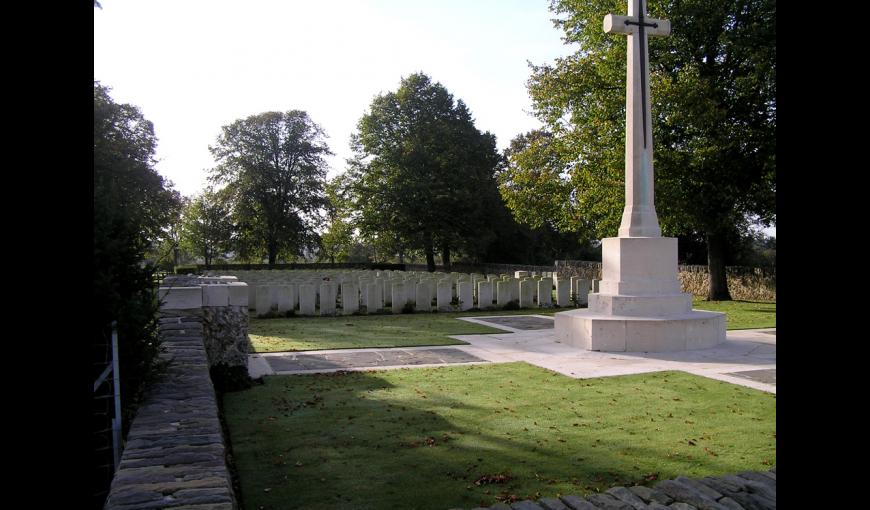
(223, 366), (775, 510)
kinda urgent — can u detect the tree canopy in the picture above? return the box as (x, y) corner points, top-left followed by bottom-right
(347, 73), (504, 271)
(180, 187), (234, 268)
(502, 0), (775, 299)
(208, 110), (332, 265)
(93, 81), (181, 444)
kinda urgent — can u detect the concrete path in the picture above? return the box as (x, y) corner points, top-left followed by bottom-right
(453, 316), (776, 393)
(248, 314), (775, 393)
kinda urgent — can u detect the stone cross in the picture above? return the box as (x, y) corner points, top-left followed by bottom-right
(604, 0), (670, 238)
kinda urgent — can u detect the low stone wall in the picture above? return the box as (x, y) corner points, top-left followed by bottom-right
(104, 279), (252, 509)
(448, 469), (776, 509)
(103, 311), (237, 510)
(158, 277), (251, 373)
(556, 261), (775, 302)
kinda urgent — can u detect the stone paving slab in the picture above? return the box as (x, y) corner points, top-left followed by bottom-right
(725, 368), (776, 385)
(469, 315), (556, 331)
(247, 320), (775, 393)
(264, 347), (486, 373)
(447, 326), (776, 393)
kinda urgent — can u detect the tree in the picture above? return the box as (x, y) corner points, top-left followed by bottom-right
(144, 193), (191, 272)
(500, 129), (593, 236)
(514, 0), (775, 300)
(180, 188), (234, 268)
(208, 110), (331, 266)
(348, 73), (503, 271)
(94, 81), (181, 439)
(318, 175), (357, 264)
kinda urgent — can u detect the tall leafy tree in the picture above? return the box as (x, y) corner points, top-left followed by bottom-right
(512, 0), (775, 299)
(348, 73), (503, 271)
(208, 111), (331, 266)
(500, 129), (589, 234)
(318, 174), (357, 263)
(180, 187), (234, 268)
(146, 194), (189, 271)
(93, 81), (181, 441)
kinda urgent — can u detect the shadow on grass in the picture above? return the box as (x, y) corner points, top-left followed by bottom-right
(224, 366), (775, 510)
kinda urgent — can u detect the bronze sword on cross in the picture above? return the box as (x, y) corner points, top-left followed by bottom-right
(604, 0), (670, 148)
(604, 0), (670, 238)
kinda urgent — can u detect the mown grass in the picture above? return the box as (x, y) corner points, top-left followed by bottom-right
(224, 363), (776, 510)
(248, 309), (561, 352)
(692, 299), (776, 330)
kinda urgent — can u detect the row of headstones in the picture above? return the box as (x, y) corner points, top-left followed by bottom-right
(200, 269), (600, 317)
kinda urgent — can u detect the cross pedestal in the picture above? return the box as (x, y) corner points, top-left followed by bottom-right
(554, 0), (725, 352)
(555, 236), (725, 351)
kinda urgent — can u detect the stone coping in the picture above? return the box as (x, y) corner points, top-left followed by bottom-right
(104, 311), (237, 510)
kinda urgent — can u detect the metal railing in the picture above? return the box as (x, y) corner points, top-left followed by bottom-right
(94, 321), (122, 472)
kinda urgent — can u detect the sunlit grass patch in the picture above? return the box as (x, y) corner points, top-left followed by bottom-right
(224, 363), (776, 510)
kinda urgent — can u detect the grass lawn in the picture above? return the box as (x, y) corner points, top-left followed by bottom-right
(692, 299), (776, 330)
(224, 363), (776, 510)
(248, 309), (563, 352)
(248, 300), (774, 353)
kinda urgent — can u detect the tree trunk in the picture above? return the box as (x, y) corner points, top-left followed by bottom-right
(706, 231), (732, 301)
(424, 232), (436, 272)
(441, 243), (451, 271)
(267, 236), (278, 267)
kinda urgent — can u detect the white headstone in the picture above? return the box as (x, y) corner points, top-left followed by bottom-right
(496, 280), (512, 307)
(255, 286), (271, 316)
(342, 282), (359, 315)
(477, 281), (493, 309)
(519, 280), (535, 309)
(320, 283), (336, 316)
(457, 281), (474, 311)
(391, 282), (405, 314)
(276, 285), (292, 313)
(436, 281), (453, 311)
(538, 278), (553, 307)
(415, 283), (431, 312)
(555, 277), (571, 307)
(298, 284), (316, 316)
(365, 282), (382, 313)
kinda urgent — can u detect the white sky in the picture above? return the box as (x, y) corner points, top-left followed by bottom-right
(94, 0), (573, 198)
(94, 0), (774, 238)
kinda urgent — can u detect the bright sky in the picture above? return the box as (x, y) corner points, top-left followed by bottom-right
(94, 0), (573, 198)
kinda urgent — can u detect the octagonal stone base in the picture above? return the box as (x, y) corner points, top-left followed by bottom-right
(554, 308), (726, 352)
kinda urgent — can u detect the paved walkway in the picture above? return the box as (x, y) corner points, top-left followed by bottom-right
(248, 314), (775, 393)
(449, 469), (776, 510)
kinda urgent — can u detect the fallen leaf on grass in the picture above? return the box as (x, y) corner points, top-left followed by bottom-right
(474, 473), (514, 485)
